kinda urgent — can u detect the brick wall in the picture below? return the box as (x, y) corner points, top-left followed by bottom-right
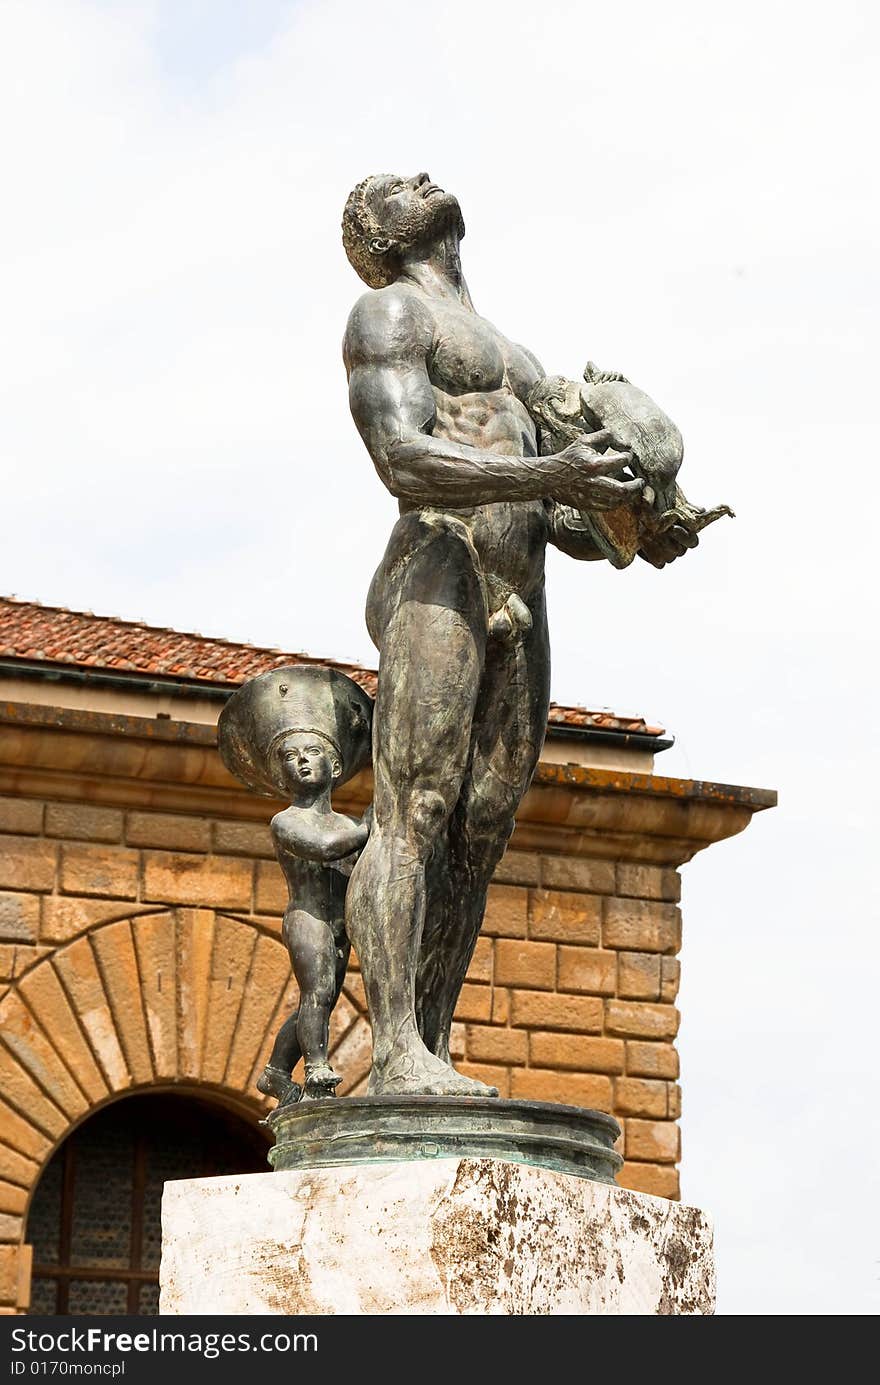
(0, 784), (690, 1309)
(449, 855), (682, 1198)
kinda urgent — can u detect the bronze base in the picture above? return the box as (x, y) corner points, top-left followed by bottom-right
(267, 1095), (622, 1185)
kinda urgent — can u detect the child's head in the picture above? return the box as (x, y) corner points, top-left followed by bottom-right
(271, 730), (342, 798)
(218, 664), (372, 800)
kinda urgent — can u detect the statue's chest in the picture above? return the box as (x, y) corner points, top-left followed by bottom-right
(428, 308), (507, 396)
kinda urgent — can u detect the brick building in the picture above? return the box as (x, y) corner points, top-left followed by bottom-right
(0, 596), (774, 1314)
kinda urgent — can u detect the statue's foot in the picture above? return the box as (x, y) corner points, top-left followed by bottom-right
(302, 1062), (343, 1101)
(368, 1046), (498, 1099)
(257, 1063), (302, 1107)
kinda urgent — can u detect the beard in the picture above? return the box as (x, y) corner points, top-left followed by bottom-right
(394, 191), (465, 252)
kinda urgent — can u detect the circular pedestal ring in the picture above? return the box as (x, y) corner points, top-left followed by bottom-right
(267, 1095), (622, 1185)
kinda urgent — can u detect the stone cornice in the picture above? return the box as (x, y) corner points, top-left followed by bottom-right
(0, 701), (775, 866)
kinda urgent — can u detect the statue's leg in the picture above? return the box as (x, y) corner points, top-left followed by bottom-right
(288, 911), (343, 1096)
(256, 1012), (302, 1102)
(258, 926), (350, 1107)
(346, 518), (499, 1097)
(417, 585), (551, 1063)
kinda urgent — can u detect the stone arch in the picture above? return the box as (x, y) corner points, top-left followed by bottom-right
(0, 907), (371, 1311)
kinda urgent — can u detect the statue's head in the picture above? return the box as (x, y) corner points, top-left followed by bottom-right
(342, 172), (465, 289)
(270, 730), (342, 798)
(217, 665), (372, 799)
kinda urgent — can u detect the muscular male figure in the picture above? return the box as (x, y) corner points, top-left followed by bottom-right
(342, 172), (693, 1097)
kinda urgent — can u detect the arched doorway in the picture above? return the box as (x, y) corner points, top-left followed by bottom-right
(25, 1091), (271, 1315)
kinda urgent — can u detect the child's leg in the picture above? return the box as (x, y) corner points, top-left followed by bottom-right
(266, 1010), (301, 1073)
(256, 1010), (302, 1104)
(290, 912), (339, 1084)
(331, 926), (352, 1010)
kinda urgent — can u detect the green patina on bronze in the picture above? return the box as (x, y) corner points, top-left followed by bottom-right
(267, 1095), (623, 1185)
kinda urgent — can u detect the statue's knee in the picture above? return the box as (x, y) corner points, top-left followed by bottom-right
(300, 989), (333, 1012)
(469, 787), (517, 845)
(409, 788), (450, 855)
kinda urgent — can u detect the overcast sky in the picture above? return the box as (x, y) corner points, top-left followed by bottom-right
(1, 0), (878, 1314)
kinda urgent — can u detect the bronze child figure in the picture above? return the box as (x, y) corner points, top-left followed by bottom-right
(218, 665), (373, 1106)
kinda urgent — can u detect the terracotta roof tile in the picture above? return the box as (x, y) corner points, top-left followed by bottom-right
(0, 596), (664, 738)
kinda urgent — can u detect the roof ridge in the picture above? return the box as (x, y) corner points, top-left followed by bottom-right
(0, 595), (664, 735)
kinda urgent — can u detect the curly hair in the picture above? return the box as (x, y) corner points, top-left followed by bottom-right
(342, 174), (397, 290)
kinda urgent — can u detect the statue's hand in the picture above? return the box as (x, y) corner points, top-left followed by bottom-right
(552, 437), (645, 512)
(583, 361), (630, 386)
(638, 524), (699, 569)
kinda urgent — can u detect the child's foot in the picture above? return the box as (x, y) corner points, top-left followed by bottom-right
(302, 1062), (343, 1101)
(257, 1063), (302, 1107)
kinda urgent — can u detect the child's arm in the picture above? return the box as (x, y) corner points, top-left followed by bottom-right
(272, 813), (369, 865)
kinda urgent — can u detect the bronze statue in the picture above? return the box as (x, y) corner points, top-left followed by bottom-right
(218, 666), (372, 1105)
(340, 172), (730, 1098)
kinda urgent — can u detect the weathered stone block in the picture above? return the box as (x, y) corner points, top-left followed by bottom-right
(0, 1145), (37, 1189)
(528, 1029), (616, 1070)
(52, 941), (129, 1092)
(60, 843), (139, 900)
(512, 991), (604, 1033)
(491, 851), (540, 886)
(605, 1001), (680, 1040)
(0, 1098), (52, 1163)
(132, 913), (178, 1080)
(660, 957), (681, 1002)
(46, 803), (123, 843)
(529, 889), (601, 944)
(90, 921), (153, 1084)
(616, 864), (681, 902)
(225, 934), (291, 1091)
(0, 993), (87, 1120)
(626, 1041), (680, 1079)
(0, 1183), (27, 1217)
(618, 951), (661, 1000)
(0, 892), (39, 943)
(619, 1161), (681, 1199)
(481, 885), (528, 938)
(40, 896), (148, 945)
(465, 1025), (528, 1065)
(509, 1067), (613, 1108)
(201, 917), (256, 1085)
(603, 899), (681, 953)
(493, 939), (555, 990)
(491, 988), (510, 1023)
(615, 1077), (669, 1118)
(0, 836), (56, 892)
(0, 1244), (26, 1305)
(0, 1213), (22, 1244)
(557, 946), (616, 994)
(143, 851), (252, 910)
(0, 798), (43, 836)
(18, 964), (108, 1104)
(540, 857), (615, 894)
(126, 812), (211, 853)
(175, 910), (215, 1080)
(212, 821), (274, 859)
(626, 1120), (681, 1164)
(160, 1162), (715, 1315)
(453, 983), (491, 1023)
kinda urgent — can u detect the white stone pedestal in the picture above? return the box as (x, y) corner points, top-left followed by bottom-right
(160, 1157), (714, 1315)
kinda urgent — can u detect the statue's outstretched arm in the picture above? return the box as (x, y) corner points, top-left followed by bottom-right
(343, 291), (642, 513)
